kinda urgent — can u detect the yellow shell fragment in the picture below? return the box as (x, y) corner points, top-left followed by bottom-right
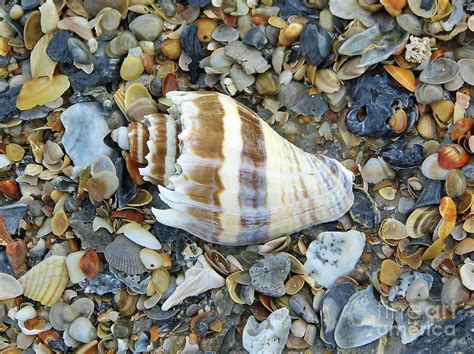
(52, 210), (69, 236)
(379, 259), (402, 286)
(39, 0), (59, 34)
(16, 75), (70, 110)
(19, 255), (69, 307)
(421, 238), (444, 261)
(30, 33), (57, 79)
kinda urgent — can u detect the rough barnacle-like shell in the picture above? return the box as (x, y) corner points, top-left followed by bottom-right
(104, 235), (147, 275)
(19, 255), (69, 307)
(130, 92), (356, 245)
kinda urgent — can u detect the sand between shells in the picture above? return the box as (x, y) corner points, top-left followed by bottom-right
(0, 0), (473, 353)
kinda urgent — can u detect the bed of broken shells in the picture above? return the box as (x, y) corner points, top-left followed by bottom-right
(0, 0), (473, 353)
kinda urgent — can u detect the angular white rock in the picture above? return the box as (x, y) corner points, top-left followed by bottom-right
(0, 273), (23, 300)
(60, 102), (114, 167)
(304, 230), (366, 288)
(161, 255), (225, 311)
(66, 251), (87, 284)
(242, 307), (291, 354)
(118, 222), (162, 250)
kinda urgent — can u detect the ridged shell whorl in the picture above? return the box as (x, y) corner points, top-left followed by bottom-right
(128, 91), (355, 246)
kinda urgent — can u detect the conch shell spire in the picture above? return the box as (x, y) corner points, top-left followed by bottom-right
(122, 91), (354, 245)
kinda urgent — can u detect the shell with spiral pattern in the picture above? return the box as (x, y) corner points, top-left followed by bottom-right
(114, 91), (354, 245)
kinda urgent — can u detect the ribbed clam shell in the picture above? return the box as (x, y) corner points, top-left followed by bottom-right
(19, 255), (69, 307)
(138, 113), (178, 186)
(104, 235), (147, 275)
(142, 91), (354, 245)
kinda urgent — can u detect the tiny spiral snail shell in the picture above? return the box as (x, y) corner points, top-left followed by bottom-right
(113, 91), (354, 245)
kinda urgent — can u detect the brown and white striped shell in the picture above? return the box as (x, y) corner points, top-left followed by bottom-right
(122, 91), (354, 245)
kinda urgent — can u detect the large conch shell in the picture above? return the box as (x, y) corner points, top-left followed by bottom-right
(116, 91), (354, 245)
(19, 255), (69, 307)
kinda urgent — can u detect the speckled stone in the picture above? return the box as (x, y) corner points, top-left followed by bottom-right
(46, 31), (74, 64)
(249, 253), (290, 297)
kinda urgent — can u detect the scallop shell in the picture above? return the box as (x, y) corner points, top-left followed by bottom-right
(104, 235), (147, 275)
(18, 255), (69, 307)
(124, 91), (354, 245)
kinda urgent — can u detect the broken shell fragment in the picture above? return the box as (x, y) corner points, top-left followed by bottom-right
(439, 196), (457, 222)
(117, 222), (161, 250)
(335, 286), (394, 349)
(420, 58), (459, 84)
(69, 317), (97, 343)
(79, 249), (100, 279)
(459, 263), (474, 291)
(139, 249), (164, 270)
(16, 76), (70, 111)
(66, 251), (88, 284)
(379, 259), (402, 286)
(421, 153), (450, 180)
(61, 102), (114, 167)
(162, 255), (225, 311)
(406, 278), (430, 303)
(384, 65), (416, 92)
(0, 273), (23, 300)
(438, 144), (470, 169)
(19, 255), (69, 307)
(406, 207), (440, 238)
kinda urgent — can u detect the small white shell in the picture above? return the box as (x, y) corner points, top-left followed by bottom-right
(361, 157), (395, 184)
(15, 306), (37, 321)
(421, 153), (450, 180)
(0, 273), (23, 300)
(18, 320), (52, 336)
(139, 248), (164, 270)
(69, 317), (97, 343)
(460, 262), (474, 291)
(118, 222), (162, 250)
(66, 251), (87, 284)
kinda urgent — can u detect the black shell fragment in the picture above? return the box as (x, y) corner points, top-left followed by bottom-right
(350, 187), (381, 229)
(411, 179), (445, 211)
(381, 138), (425, 169)
(279, 0), (318, 20)
(300, 20), (332, 67)
(346, 70), (418, 138)
(180, 23), (205, 84)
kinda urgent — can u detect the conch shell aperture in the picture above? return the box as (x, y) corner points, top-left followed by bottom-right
(116, 91), (354, 245)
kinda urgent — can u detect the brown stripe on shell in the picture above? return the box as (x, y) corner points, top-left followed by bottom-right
(139, 113), (174, 185)
(128, 122), (149, 164)
(236, 103), (268, 242)
(179, 93), (226, 208)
